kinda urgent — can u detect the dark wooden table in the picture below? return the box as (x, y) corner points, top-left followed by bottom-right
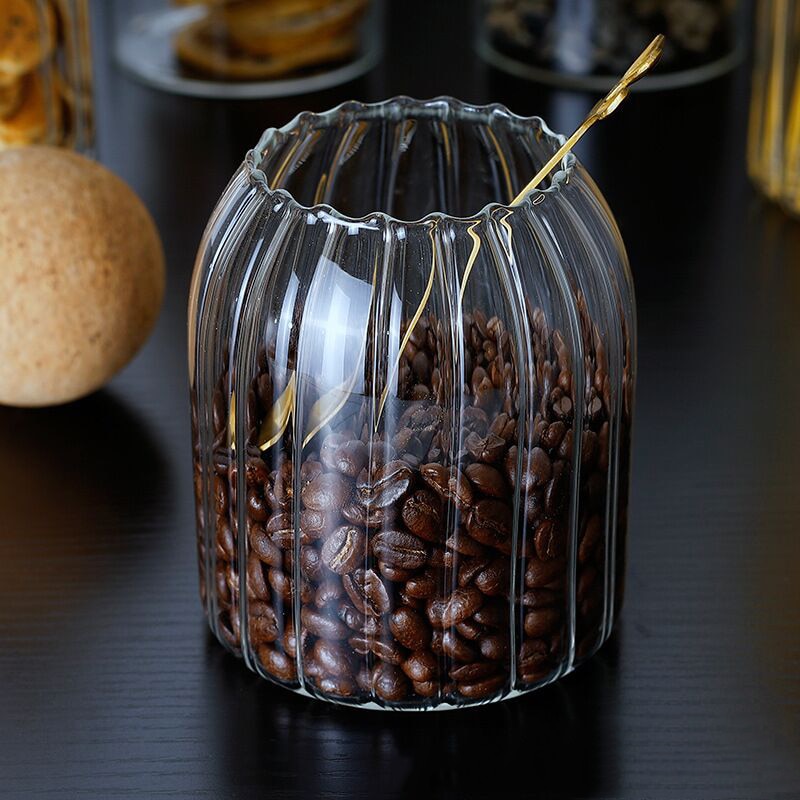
(2, 3), (800, 798)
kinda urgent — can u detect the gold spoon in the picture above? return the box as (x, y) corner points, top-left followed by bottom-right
(512, 34), (665, 203)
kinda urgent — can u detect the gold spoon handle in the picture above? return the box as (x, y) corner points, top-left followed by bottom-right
(511, 34), (665, 204)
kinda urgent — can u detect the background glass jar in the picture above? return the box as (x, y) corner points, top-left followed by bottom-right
(113, 0), (382, 99)
(0, 0), (93, 152)
(748, 0), (800, 216)
(476, 0), (742, 90)
(188, 97), (636, 709)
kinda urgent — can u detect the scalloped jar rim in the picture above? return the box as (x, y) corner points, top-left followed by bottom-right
(246, 95), (576, 227)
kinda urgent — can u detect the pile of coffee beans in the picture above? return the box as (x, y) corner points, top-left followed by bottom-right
(191, 303), (630, 707)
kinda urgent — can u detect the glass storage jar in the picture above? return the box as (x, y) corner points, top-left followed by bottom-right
(476, 0), (741, 90)
(113, 0), (382, 99)
(0, 0), (93, 152)
(188, 97), (635, 710)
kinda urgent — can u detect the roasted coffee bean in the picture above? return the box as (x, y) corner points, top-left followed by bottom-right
(544, 462), (569, 515)
(426, 597), (448, 628)
(441, 587), (483, 626)
(372, 663), (409, 702)
(389, 607), (431, 650)
(312, 639), (351, 676)
(343, 568), (392, 616)
(412, 679), (438, 698)
(268, 567), (292, 601)
(541, 420), (566, 449)
(248, 601), (279, 644)
(441, 630), (476, 662)
(247, 487), (270, 521)
(450, 662), (498, 683)
(405, 569), (438, 599)
(457, 673), (506, 699)
(299, 545), (324, 582)
(525, 557), (566, 589)
(372, 531), (428, 570)
(466, 499), (512, 547)
(457, 556), (491, 588)
(249, 524), (283, 568)
(474, 556), (510, 596)
(301, 606), (348, 639)
(266, 512), (294, 549)
(558, 429), (574, 461)
(301, 472), (351, 512)
(455, 619), (483, 641)
(341, 495), (395, 529)
(320, 525), (366, 574)
(299, 509), (339, 540)
(524, 607), (561, 637)
(465, 431), (506, 464)
(371, 638), (405, 665)
(258, 645), (297, 682)
(522, 588), (559, 608)
(320, 433), (368, 478)
(356, 460), (413, 508)
(336, 602), (365, 632)
(420, 463), (474, 509)
(579, 514), (602, 564)
(473, 601), (508, 629)
(379, 562), (414, 582)
(317, 674), (356, 697)
(314, 580), (343, 608)
(446, 532), (487, 558)
(216, 519), (235, 560)
(247, 554), (270, 600)
(518, 639), (550, 679)
(300, 459), (323, 487)
(402, 650), (438, 682)
(534, 520), (565, 561)
(401, 489), (443, 542)
(464, 463), (507, 498)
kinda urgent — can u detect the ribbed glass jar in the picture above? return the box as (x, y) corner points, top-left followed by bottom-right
(188, 97), (635, 710)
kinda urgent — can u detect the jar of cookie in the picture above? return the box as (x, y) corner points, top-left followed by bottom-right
(476, 0), (742, 90)
(114, 0), (382, 98)
(0, 0), (93, 152)
(188, 97), (636, 710)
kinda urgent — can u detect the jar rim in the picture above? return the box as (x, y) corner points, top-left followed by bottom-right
(246, 96), (575, 227)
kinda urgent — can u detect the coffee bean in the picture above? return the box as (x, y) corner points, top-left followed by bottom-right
(266, 512), (294, 549)
(405, 570), (438, 599)
(525, 557), (566, 588)
(300, 509), (340, 540)
(524, 608), (561, 637)
(317, 674), (357, 696)
(341, 495), (395, 529)
(441, 587), (483, 626)
(258, 646), (297, 682)
(356, 460), (413, 508)
(441, 630), (476, 662)
(379, 561), (414, 582)
(314, 580), (343, 608)
(402, 650), (437, 682)
(343, 568), (392, 616)
(401, 489), (443, 542)
(320, 525), (366, 574)
(458, 556), (491, 588)
(544, 462), (569, 515)
(457, 673), (506, 699)
(474, 556), (510, 596)
(534, 520), (565, 561)
(372, 663), (409, 702)
(420, 463), (474, 509)
(446, 532), (487, 557)
(473, 600), (509, 628)
(466, 499), (512, 547)
(372, 530), (428, 570)
(455, 619), (483, 640)
(249, 524), (283, 568)
(247, 554), (270, 600)
(320, 433), (368, 477)
(301, 606), (348, 639)
(370, 638), (405, 666)
(389, 607), (431, 650)
(449, 662), (498, 682)
(464, 463), (507, 498)
(312, 639), (352, 677)
(268, 567), (292, 601)
(579, 514), (602, 564)
(522, 588), (559, 608)
(299, 545), (324, 582)
(301, 472), (351, 512)
(248, 601), (279, 645)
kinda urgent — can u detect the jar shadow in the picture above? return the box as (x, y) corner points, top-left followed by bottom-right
(205, 634), (621, 799)
(0, 390), (171, 624)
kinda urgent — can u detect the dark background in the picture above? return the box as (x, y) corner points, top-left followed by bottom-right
(2, 2), (800, 798)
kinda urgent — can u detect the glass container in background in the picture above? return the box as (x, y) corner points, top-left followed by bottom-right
(188, 97), (636, 710)
(748, 0), (800, 216)
(476, 0), (742, 90)
(0, 0), (93, 152)
(113, 0), (382, 98)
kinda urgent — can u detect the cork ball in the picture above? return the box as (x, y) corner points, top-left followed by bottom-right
(0, 147), (165, 407)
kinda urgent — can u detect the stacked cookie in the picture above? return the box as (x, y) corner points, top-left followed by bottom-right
(0, 0), (91, 150)
(174, 0), (370, 80)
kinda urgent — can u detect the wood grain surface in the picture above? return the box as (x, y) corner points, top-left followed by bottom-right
(1, 2), (799, 798)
